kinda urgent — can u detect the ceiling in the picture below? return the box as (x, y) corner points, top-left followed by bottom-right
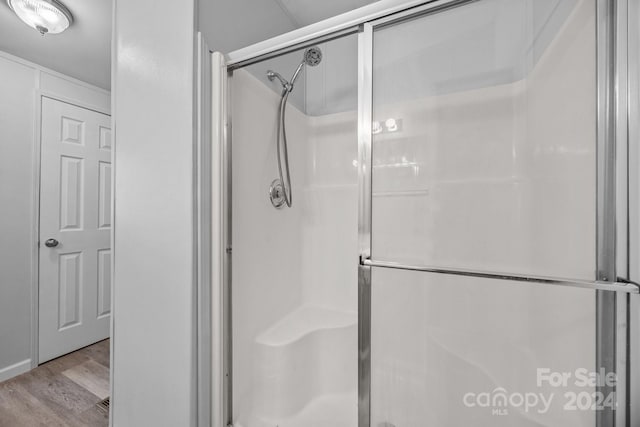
(0, 0), (111, 90)
(0, 0), (377, 91)
(274, 0), (378, 28)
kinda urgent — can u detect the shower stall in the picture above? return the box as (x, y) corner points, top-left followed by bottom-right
(208, 0), (640, 426)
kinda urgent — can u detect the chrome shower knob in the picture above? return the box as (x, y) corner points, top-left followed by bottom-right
(269, 179), (286, 209)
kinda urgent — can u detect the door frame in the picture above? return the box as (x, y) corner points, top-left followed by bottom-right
(217, 1), (640, 426)
(31, 91), (111, 368)
(205, 45), (230, 427)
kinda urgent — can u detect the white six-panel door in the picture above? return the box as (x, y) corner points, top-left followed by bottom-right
(39, 97), (111, 363)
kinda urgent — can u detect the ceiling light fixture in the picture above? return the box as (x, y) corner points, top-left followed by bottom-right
(7, 0), (73, 35)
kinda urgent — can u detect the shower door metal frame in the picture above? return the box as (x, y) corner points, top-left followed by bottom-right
(628, 0), (640, 423)
(218, 0), (640, 426)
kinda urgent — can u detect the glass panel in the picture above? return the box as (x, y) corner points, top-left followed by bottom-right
(230, 35), (359, 427)
(371, 267), (600, 427)
(371, 0), (596, 280)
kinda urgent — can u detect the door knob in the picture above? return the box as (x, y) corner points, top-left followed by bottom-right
(44, 238), (59, 248)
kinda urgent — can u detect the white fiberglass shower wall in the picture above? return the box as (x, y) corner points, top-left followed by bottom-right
(220, 0), (638, 426)
(230, 35), (359, 427)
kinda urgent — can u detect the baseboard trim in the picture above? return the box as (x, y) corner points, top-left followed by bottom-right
(0, 359), (31, 383)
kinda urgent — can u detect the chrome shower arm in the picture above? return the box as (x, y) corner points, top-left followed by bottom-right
(289, 62), (305, 90)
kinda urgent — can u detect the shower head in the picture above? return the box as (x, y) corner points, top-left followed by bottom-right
(303, 47), (322, 66)
(267, 46), (324, 92)
(287, 46), (323, 89)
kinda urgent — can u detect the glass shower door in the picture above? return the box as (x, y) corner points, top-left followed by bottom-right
(359, 0), (630, 426)
(370, 0), (596, 279)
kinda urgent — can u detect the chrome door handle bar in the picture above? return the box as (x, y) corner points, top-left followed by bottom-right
(360, 258), (640, 294)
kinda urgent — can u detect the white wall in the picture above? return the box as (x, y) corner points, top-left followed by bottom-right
(0, 51), (109, 382)
(111, 0), (197, 425)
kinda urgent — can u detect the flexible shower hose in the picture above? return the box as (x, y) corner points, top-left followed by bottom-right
(276, 88), (293, 207)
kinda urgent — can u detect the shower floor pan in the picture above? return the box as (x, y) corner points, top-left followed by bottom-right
(236, 392), (357, 427)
